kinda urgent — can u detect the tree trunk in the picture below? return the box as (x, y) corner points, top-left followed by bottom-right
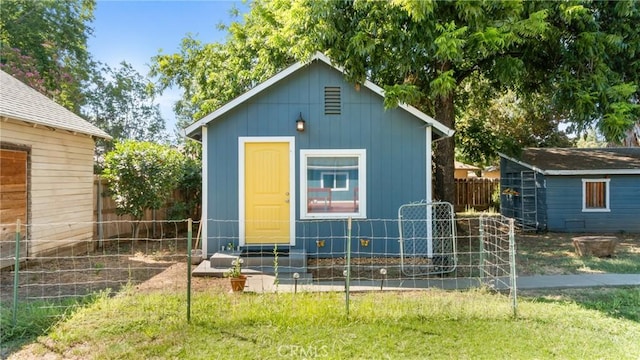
(132, 219), (141, 239)
(433, 76), (456, 205)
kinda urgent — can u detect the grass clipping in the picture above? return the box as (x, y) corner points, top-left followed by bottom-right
(13, 289), (640, 359)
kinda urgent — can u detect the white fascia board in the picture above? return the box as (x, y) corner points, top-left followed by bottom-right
(185, 57), (313, 137)
(398, 103), (455, 138)
(546, 169), (640, 176)
(498, 152), (545, 174)
(186, 51), (454, 139)
(2, 113), (112, 140)
(498, 152), (640, 176)
(358, 78), (454, 138)
(318, 53), (454, 138)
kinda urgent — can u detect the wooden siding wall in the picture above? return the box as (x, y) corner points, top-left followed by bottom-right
(0, 120), (95, 256)
(454, 178), (499, 212)
(546, 175), (640, 233)
(205, 61), (430, 254)
(499, 157), (547, 230)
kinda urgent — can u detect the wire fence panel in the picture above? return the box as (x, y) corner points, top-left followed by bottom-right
(1, 214), (518, 327)
(479, 214), (517, 290)
(1, 221), (190, 305)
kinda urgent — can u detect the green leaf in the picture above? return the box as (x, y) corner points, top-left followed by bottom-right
(430, 70), (456, 98)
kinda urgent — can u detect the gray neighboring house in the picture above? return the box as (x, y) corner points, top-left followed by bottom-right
(500, 148), (640, 233)
(1, 70), (111, 267)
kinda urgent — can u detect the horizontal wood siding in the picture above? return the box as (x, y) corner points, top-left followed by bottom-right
(547, 175), (640, 233)
(0, 120), (95, 256)
(206, 61), (428, 254)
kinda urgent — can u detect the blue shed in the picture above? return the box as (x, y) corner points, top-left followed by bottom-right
(185, 53), (453, 257)
(500, 148), (640, 233)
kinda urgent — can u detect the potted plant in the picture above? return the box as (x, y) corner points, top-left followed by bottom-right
(225, 258), (246, 292)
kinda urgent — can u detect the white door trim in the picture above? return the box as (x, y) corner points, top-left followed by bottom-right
(238, 136), (296, 246)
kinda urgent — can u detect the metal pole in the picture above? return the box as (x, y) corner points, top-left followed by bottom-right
(187, 218), (192, 323)
(479, 215), (485, 280)
(508, 218), (518, 318)
(97, 177), (104, 248)
(345, 217), (352, 317)
(12, 219), (21, 326)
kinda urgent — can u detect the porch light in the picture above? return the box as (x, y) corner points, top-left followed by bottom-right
(296, 112), (306, 132)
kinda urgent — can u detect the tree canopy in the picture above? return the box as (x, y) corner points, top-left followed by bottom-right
(84, 62), (167, 154)
(151, 0), (640, 203)
(1, 0), (169, 147)
(0, 0), (95, 112)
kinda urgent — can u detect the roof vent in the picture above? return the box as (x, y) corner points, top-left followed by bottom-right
(324, 86), (341, 115)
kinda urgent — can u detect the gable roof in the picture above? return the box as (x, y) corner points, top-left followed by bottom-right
(500, 148), (640, 175)
(0, 70), (111, 139)
(185, 52), (454, 139)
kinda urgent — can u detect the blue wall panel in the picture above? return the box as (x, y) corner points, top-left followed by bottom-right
(499, 157), (548, 230)
(547, 175), (640, 233)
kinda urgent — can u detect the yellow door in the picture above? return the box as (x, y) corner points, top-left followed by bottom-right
(244, 142), (291, 244)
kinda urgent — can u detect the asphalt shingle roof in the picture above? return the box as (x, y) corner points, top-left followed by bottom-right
(519, 148), (640, 172)
(0, 70), (111, 139)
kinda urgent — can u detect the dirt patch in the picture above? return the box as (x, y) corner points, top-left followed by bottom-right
(134, 262), (229, 294)
(515, 232), (640, 275)
(0, 237), (229, 305)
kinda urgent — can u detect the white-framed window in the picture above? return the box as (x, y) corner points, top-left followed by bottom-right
(300, 149), (366, 219)
(582, 179), (610, 212)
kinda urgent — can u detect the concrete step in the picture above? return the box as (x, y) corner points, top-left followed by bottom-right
(246, 265), (308, 275)
(210, 249), (307, 271)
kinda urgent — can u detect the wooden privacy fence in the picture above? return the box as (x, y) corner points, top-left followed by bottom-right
(93, 176), (182, 239)
(455, 178), (499, 212)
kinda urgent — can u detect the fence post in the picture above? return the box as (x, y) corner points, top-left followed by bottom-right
(508, 218), (518, 318)
(12, 219), (21, 326)
(187, 218), (192, 323)
(478, 216), (485, 280)
(97, 177), (104, 248)
(345, 217), (352, 318)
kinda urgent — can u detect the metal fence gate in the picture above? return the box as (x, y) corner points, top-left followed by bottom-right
(398, 202), (457, 276)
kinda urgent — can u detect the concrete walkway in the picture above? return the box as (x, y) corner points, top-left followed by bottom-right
(194, 260), (640, 293)
(516, 273), (640, 290)
(239, 273), (640, 293)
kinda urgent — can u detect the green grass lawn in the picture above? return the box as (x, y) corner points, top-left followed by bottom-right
(4, 288), (639, 359)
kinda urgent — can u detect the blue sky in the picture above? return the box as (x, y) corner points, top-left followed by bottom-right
(88, 0), (246, 135)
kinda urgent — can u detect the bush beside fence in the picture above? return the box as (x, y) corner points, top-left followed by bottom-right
(93, 176), (183, 240)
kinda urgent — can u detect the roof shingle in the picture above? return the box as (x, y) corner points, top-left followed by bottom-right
(514, 148), (640, 174)
(0, 70), (111, 139)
